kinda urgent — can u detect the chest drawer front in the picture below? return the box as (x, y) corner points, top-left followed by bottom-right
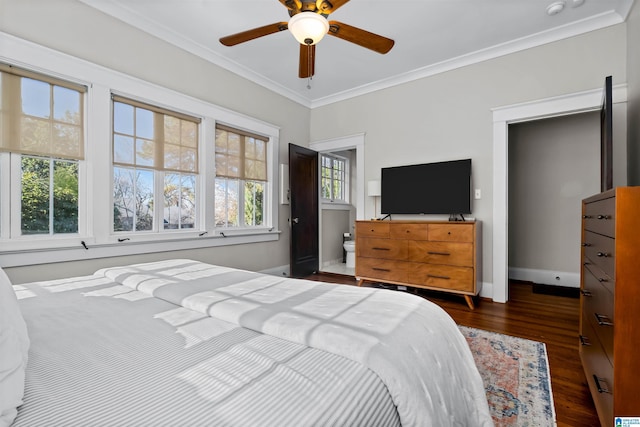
(582, 265), (614, 363)
(582, 259), (613, 295)
(356, 238), (408, 260)
(356, 257), (408, 283)
(579, 317), (613, 426)
(428, 224), (473, 242)
(583, 196), (615, 237)
(390, 223), (428, 240)
(409, 241), (473, 267)
(408, 264), (474, 292)
(583, 231), (615, 278)
(356, 221), (390, 238)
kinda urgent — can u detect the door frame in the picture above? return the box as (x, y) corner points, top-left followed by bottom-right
(310, 133), (366, 270)
(491, 85), (627, 303)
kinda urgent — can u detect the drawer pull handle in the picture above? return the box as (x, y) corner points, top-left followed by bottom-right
(372, 267), (391, 272)
(428, 274), (450, 280)
(597, 214), (610, 220)
(594, 313), (613, 327)
(579, 335), (591, 346)
(427, 251), (451, 256)
(597, 277), (608, 283)
(372, 247), (390, 251)
(581, 243), (591, 247)
(582, 214), (592, 219)
(596, 252), (610, 258)
(580, 289), (592, 297)
(583, 262), (590, 266)
(593, 375), (611, 394)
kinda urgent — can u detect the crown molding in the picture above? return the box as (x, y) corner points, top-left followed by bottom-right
(78, 1), (626, 109)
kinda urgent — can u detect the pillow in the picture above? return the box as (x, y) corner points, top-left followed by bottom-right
(0, 267), (29, 427)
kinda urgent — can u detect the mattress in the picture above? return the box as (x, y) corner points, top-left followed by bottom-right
(13, 259), (492, 426)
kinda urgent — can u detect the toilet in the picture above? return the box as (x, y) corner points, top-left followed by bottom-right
(343, 240), (356, 269)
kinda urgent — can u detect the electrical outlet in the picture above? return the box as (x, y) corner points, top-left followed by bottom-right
(474, 189), (481, 199)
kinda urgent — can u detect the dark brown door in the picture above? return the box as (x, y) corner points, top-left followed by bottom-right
(289, 143), (319, 277)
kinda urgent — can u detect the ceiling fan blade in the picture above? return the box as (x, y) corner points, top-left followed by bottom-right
(328, 21), (394, 54)
(299, 43), (316, 78)
(220, 22), (288, 46)
(317, 0), (350, 14)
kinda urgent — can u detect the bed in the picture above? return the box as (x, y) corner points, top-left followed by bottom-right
(2, 259), (493, 426)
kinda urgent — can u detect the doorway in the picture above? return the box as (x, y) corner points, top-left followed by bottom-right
(309, 134), (366, 276)
(492, 85), (627, 303)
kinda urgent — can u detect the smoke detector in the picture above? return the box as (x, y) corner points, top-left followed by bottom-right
(546, 1), (566, 15)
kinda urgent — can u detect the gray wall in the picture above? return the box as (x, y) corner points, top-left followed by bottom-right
(309, 25), (627, 292)
(508, 112), (600, 286)
(0, 0), (309, 282)
(1, 0), (637, 295)
(321, 210), (350, 266)
(628, 0), (640, 185)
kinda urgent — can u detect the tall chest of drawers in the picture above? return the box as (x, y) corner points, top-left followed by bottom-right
(580, 187), (640, 426)
(355, 220), (481, 309)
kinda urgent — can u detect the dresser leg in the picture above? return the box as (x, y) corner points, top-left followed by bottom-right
(357, 279), (365, 287)
(464, 295), (475, 310)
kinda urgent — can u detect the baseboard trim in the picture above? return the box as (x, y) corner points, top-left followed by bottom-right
(509, 267), (579, 288)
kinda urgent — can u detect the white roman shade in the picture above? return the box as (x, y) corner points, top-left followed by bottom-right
(112, 95), (200, 173)
(0, 64), (86, 160)
(215, 124), (267, 181)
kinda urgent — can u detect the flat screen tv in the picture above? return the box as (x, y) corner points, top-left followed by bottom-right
(381, 159), (471, 216)
(600, 75), (613, 192)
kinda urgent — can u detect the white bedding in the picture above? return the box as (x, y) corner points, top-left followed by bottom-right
(14, 259), (492, 426)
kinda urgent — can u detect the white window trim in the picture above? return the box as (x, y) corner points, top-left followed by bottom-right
(320, 152), (350, 204)
(0, 33), (281, 267)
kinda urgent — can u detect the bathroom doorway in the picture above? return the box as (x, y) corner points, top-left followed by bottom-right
(309, 134), (366, 276)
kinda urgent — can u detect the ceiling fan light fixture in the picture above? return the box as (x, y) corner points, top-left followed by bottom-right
(288, 12), (329, 45)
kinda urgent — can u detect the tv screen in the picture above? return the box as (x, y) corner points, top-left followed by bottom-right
(600, 75), (612, 192)
(381, 159), (471, 215)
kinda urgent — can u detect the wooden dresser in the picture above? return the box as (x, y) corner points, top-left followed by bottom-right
(579, 187), (640, 426)
(355, 220), (481, 309)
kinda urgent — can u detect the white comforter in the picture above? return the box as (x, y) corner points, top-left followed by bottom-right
(97, 259), (492, 426)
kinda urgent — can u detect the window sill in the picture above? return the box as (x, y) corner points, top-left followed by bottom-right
(0, 229), (281, 267)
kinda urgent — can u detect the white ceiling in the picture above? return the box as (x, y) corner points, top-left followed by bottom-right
(79, 0), (634, 107)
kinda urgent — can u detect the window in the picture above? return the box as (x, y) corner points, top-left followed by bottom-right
(0, 65), (85, 238)
(215, 125), (267, 228)
(112, 96), (199, 233)
(321, 153), (348, 203)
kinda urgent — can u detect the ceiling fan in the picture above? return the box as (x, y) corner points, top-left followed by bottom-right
(219, 0), (395, 79)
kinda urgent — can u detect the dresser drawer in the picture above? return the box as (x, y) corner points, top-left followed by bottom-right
(407, 264), (474, 292)
(582, 266), (614, 363)
(579, 317), (613, 426)
(356, 221), (390, 238)
(582, 258), (613, 295)
(356, 238), (408, 260)
(356, 258), (408, 283)
(428, 223), (474, 242)
(583, 196), (615, 237)
(409, 241), (473, 267)
(583, 231), (615, 278)
(390, 223), (428, 240)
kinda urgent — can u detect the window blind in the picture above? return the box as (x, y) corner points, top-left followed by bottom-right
(0, 64), (86, 160)
(112, 95), (200, 173)
(215, 124), (267, 181)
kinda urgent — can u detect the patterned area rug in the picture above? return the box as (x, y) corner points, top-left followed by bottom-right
(459, 326), (556, 427)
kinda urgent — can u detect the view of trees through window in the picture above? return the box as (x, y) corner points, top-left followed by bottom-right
(3, 72), (84, 237)
(321, 154), (347, 202)
(214, 126), (267, 228)
(112, 99), (198, 233)
(21, 156), (78, 235)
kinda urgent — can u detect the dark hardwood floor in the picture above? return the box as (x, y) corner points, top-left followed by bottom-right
(305, 273), (600, 427)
